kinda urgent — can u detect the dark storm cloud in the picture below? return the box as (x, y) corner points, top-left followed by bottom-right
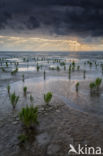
(0, 0), (103, 37)
(0, 12), (12, 29)
(25, 16), (40, 29)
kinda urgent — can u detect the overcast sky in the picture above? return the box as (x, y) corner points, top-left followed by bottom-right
(0, 0), (103, 51)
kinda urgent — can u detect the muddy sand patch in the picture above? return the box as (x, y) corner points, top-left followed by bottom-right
(0, 100), (103, 156)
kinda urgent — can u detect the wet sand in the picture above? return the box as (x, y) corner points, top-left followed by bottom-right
(0, 98), (103, 156)
(0, 52), (103, 155)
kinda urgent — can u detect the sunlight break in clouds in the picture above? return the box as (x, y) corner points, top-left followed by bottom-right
(0, 35), (103, 51)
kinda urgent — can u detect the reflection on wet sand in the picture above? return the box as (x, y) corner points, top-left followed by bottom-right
(0, 52), (103, 155)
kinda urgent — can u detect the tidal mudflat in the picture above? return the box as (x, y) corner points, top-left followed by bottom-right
(0, 51), (103, 156)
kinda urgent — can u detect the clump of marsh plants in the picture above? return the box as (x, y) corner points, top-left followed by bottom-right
(23, 58), (26, 62)
(95, 78), (102, 90)
(43, 70), (46, 80)
(89, 62), (92, 68)
(64, 65), (66, 71)
(49, 67), (55, 70)
(56, 66), (60, 71)
(72, 61), (75, 71)
(7, 84), (10, 95)
(95, 63), (98, 69)
(23, 86), (27, 96)
(18, 134), (28, 144)
(1, 67), (6, 72)
(30, 94), (34, 104)
(68, 65), (71, 79)
(44, 92), (52, 105)
(11, 67), (18, 75)
(72, 61), (75, 67)
(22, 74), (24, 82)
(88, 61), (92, 69)
(89, 78), (102, 95)
(36, 63), (40, 71)
(75, 82), (79, 92)
(83, 70), (86, 79)
(10, 92), (19, 109)
(89, 82), (96, 94)
(84, 62), (86, 66)
(60, 62), (65, 66)
(77, 65), (80, 71)
(69, 64), (71, 73)
(6, 62), (8, 67)
(19, 105), (38, 129)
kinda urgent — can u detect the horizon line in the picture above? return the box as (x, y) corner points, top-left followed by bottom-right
(0, 50), (103, 52)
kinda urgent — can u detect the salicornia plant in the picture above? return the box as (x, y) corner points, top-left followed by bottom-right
(72, 61), (75, 71)
(77, 65), (80, 71)
(11, 68), (18, 75)
(18, 134), (28, 144)
(75, 82), (79, 92)
(30, 94), (34, 103)
(2, 67), (6, 72)
(56, 66), (60, 71)
(43, 70), (46, 80)
(95, 78), (102, 90)
(83, 70), (86, 79)
(23, 86), (27, 96)
(36, 63), (40, 71)
(22, 74), (24, 82)
(64, 65), (66, 71)
(89, 82), (96, 93)
(6, 62), (8, 67)
(7, 84), (10, 95)
(44, 92), (52, 105)
(10, 92), (19, 109)
(89, 77), (102, 95)
(19, 105), (38, 129)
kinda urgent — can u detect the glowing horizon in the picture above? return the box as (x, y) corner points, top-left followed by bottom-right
(0, 35), (103, 52)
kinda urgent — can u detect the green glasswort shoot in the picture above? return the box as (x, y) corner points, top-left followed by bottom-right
(10, 92), (19, 109)
(7, 84), (10, 95)
(30, 94), (34, 103)
(75, 82), (79, 92)
(18, 134), (28, 144)
(83, 70), (86, 79)
(44, 92), (52, 105)
(19, 105), (38, 129)
(44, 70), (46, 80)
(23, 86), (27, 96)
(89, 82), (96, 93)
(95, 78), (102, 90)
(22, 74), (24, 82)
(89, 77), (102, 94)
